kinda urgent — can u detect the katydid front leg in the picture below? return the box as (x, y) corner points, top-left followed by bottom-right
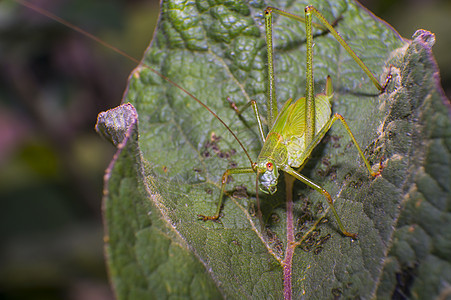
(198, 167), (255, 221)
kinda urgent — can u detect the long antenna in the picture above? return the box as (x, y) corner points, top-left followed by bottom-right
(16, 0), (254, 164)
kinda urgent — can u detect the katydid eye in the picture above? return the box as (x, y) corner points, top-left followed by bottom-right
(266, 162), (273, 171)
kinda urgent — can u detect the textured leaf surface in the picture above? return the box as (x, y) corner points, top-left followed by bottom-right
(97, 0), (451, 298)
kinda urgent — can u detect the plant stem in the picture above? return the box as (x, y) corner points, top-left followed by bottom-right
(283, 173), (296, 300)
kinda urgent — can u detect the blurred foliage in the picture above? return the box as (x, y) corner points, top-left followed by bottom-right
(0, 0), (159, 299)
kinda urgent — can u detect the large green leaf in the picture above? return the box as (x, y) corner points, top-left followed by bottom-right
(96, 0), (451, 298)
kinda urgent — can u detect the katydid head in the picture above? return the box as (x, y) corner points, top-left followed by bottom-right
(256, 159), (279, 194)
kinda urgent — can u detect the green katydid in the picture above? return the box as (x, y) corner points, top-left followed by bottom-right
(198, 6), (391, 239)
(17, 0), (391, 239)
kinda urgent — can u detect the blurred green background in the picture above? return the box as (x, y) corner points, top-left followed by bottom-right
(0, 0), (159, 299)
(0, 0), (449, 299)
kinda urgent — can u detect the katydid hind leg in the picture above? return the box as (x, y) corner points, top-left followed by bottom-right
(269, 5), (390, 94)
